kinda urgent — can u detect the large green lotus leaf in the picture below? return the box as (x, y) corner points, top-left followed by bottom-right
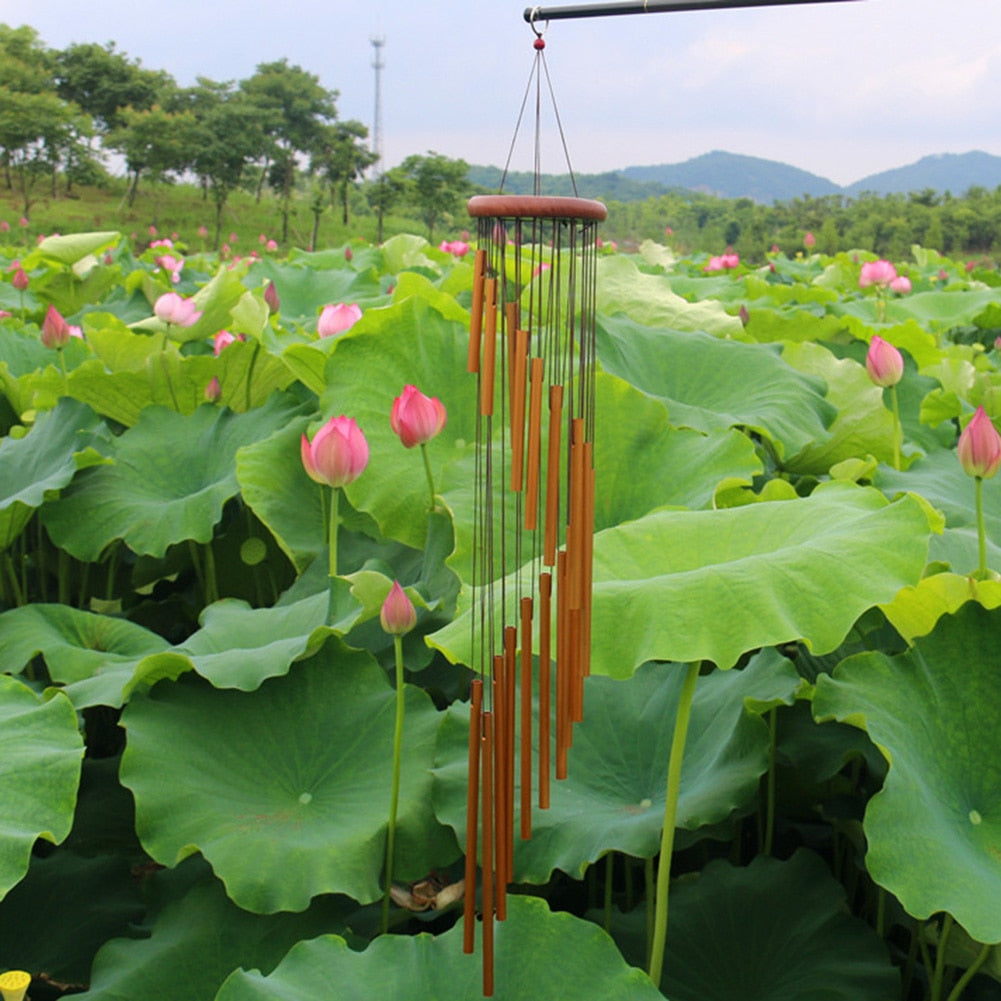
(886, 287), (1001, 330)
(441, 372), (762, 583)
(0, 398), (109, 550)
(76, 874), (350, 1001)
(0, 602), (170, 686)
(215, 894), (662, 1001)
(120, 642), (457, 913)
(431, 484), (932, 673)
(597, 254), (744, 337)
(42, 394), (303, 560)
(433, 654), (799, 883)
(658, 851), (899, 1001)
(742, 307), (847, 345)
(245, 257), (384, 326)
(236, 413), (321, 572)
(780, 340), (901, 472)
(0, 851), (144, 984)
(880, 572), (1001, 642)
(0, 676), (84, 898)
(813, 603), (1001, 943)
(318, 294), (479, 550)
(22, 230), (120, 267)
(876, 448), (1001, 572)
(596, 314), (836, 459)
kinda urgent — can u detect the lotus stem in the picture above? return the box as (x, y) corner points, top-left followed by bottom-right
(382, 633), (406, 934)
(645, 856), (655, 968)
(328, 485), (340, 619)
(648, 660), (700, 989)
(762, 706), (777, 856)
(930, 913), (955, 1001)
(603, 851), (614, 932)
(945, 941), (992, 1001)
(975, 477), (987, 577)
(420, 442), (436, 513)
(889, 385), (902, 471)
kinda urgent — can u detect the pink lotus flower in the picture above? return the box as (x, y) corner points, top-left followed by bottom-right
(148, 225), (157, 236)
(0, 220), (9, 233)
(664, 226), (674, 236)
(380, 580), (417, 635)
(0, 310), (12, 319)
(154, 292), (202, 327)
(957, 407), (1001, 480)
(67, 324), (84, 340)
(301, 415), (369, 488)
(317, 302), (362, 338)
(391, 385), (447, 449)
(865, 335), (904, 388)
(804, 231), (816, 248)
(150, 238), (173, 249)
(259, 233), (267, 244)
(438, 239), (470, 257)
(156, 254), (184, 283)
(41, 304), (71, 349)
(18, 217), (28, 228)
(705, 251), (739, 272)
(889, 275), (912, 294)
(11, 266), (28, 291)
(213, 330), (240, 355)
(197, 225), (208, 239)
(859, 260), (898, 289)
(264, 281), (280, 313)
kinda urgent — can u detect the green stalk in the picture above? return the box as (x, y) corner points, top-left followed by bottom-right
(420, 443), (436, 513)
(945, 942), (992, 1001)
(328, 486), (340, 622)
(931, 913), (955, 1001)
(603, 852), (615, 933)
(2, 551), (24, 606)
(648, 661), (700, 989)
(974, 477), (987, 577)
(382, 633), (406, 933)
(203, 542), (218, 605)
(645, 857), (655, 969)
(889, 385), (902, 471)
(762, 706), (777, 856)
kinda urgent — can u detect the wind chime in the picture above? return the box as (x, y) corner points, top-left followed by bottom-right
(459, 16), (606, 997)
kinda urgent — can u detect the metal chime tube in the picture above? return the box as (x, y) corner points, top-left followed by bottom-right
(462, 195), (605, 990)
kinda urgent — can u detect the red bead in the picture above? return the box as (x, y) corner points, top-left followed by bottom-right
(534, 37), (545, 49)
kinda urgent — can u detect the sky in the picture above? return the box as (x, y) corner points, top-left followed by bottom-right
(2, 0), (1000, 187)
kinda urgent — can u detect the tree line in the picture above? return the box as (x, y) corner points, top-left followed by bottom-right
(0, 24), (473, 247)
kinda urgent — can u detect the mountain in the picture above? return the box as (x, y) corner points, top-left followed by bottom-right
(845, 151), (1001, 196)
(621, 151), (840, 202)
(467, 150), (1001, 204)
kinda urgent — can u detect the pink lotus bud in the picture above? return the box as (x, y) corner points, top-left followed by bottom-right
(0, 310), (11, 319)
(264, 280), (280, 313)
(804, 231), (816, 248)
(154, 291), (202, 327)
(889, 275), (911, 294)
(300, 415), (369, 488)
(957, 406), (1001, 480)
(11, 266), (28, 291)
(317, 302), (362, 338)
(865, 335), (904, 388)
(738, 304), (750, 327)
(664, 226), (674, 236)
(204, 376), (222, 402)
(104, 253), (113, 265)
(859, 260), (898, 289)
(391, 385), (447, 449)
(770, 244), (780, 254)
(198, 225), (208, 239)
(344, 246), (353, 262)
(259, 233), (267, 244)
(266, 239), (278, 252)
(380, 580), (417, 636)
(41, 304), (71, 349)
(213, 330), (238, 355)
(0, 220), (9, 232)
(938, 269), (948, 282)
(148, 225), (157, 236)
(18, 217), (28, 228)
(229, 232), (238, 243)
(966, 261), (976, 273)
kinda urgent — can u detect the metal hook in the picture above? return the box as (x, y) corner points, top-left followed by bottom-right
(526, 6), (549, 36)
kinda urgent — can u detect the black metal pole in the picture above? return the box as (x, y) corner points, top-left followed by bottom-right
(525, 0), (861, 23)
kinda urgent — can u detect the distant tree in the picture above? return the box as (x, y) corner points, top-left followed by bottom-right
(398, 151), (471, 242)
(312, 119), (377, 226)
(366, 167), (408, 243)
(184, 80), (266, 247)
(240, 59), (338, 242)
(109, 103), (199, 205)
(54, 41), (169, 134)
